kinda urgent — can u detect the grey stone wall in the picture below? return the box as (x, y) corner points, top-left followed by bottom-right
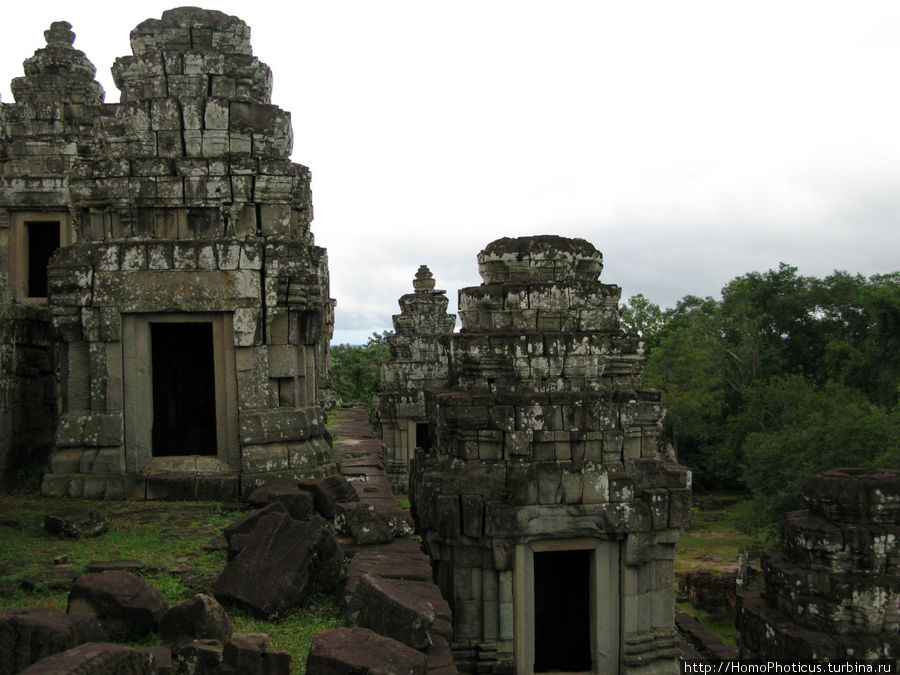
(0, 9), (336, 497)
(0, 305), (55, 488)
(410, 236), (690, 674)
(738, 468), (900, 665)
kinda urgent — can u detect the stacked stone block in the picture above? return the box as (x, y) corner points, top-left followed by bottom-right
(0, 306), (55, 485)
(0, 9), (335, 496)
(372, 265), (455, 492)
(738, 468), (900, 665)
(410, 236), (690, 674)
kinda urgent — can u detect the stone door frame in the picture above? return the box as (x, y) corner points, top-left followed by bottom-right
(514, 537), (620, 674)
(122, 312), (238, 472)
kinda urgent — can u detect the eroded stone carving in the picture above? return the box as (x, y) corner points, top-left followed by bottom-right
(409, 235), (690, 674)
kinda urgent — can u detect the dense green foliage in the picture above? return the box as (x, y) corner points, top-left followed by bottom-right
(330, 331), (391, 407)
(623, 265), (900, 538)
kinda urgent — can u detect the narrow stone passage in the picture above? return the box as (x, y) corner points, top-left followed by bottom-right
(331, 405), (412, 533)
(320, 404), (458, 674)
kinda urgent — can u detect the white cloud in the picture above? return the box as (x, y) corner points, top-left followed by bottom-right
(3, 1), (899, 341)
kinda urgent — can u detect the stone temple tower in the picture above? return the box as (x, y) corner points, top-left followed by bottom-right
(372, 264), (456, 492)
(410, 235), (691, 674)
(0, 9), (335, 497)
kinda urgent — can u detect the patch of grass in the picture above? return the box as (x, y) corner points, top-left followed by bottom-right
(675, 493), (755, 574)
(0, 496), (345, 671)
(395, 493), (411, 511)
(676, 599), (738, 647)
(229, 595), (344, 675)
(0, 497), (234, 592)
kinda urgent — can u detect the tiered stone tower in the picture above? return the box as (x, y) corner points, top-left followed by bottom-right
(372, 264), (455, 491)
(0, 9), (336, 497)
(410, 236), (691, 674)
(738, 468), (900, 665)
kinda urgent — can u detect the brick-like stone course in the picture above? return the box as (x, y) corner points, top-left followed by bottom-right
(738, 468), (900, 665)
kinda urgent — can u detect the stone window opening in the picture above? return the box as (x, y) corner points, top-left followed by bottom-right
(26, 222), (60, 298)
(515, 539), (620, 674)
(415, 422), (433, 451)
(150, 322), (217, 457)
(9, 212), (71, 302)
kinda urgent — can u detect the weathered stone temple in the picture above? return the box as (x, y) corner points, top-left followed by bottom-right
(409, 236), (691, 674)
(0, 9), (336, 497)
(373, 264), (456, 492)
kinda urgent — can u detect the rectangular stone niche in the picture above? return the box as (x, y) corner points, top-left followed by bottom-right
(123, 313), (238, 473)
(515, 538), (620, 674)
(9, 211), (72, 302)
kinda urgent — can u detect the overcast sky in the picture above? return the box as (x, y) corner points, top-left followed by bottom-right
(3, 1), (899, 344)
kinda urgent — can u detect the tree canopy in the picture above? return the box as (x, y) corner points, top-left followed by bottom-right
(330, 331), (391, 409)
(621, 264), (900, 539)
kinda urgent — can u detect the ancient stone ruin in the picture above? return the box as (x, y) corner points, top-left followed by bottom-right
(738, 468), (900, 664)
(0, 9), (335, 497)
(409, 235), (691, 674)
(372, 264), (456, 492)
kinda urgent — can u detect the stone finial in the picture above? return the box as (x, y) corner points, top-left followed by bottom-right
(477, 235), (603, 284)
(44, 21), (76, 47)
(412, 265), (436, 293)
(11, 21), (104, 105)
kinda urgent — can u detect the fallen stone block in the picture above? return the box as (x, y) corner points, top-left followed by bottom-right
(223, 632), (290, 674)
(299, 474), (360, 518)
(306, 627), (426, 674)
(18, 642), (155, 674)
(336, 501), (393, 545)
(346, 539), (434, 581)
(214, 512), (343, 618)
(67, 571), (168, 641)
(343, 573), (451, 650)
(0, 606), (103, 675)
(172, 638), (223, 674)
(43, 511), (109, 538)
(247, 477), (314, 520)
(85, 560), (162, 574)
(222, 501), (288, 560)
(136, 646), (172, 675)
(160, 593), (232, 647)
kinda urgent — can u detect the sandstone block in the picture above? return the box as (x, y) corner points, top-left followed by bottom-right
(67, 571), (168, 640)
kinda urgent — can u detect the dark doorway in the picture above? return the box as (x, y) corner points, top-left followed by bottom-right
(151, 322), (217, 456)
(26, 221), (60, 298)
(534, 549), (592, 672)
(415, 422), (432, 450)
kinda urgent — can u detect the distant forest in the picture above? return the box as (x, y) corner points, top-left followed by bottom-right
(623, 263), (900, 538)
(331, 264), (900, 540)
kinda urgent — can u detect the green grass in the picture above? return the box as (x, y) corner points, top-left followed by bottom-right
(676, 599), (738, 646)
(0, 496), (344, 672)
(674, 493), (765, 649)
(230, 595), (344, 675)
(676, 493), (755, 574)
